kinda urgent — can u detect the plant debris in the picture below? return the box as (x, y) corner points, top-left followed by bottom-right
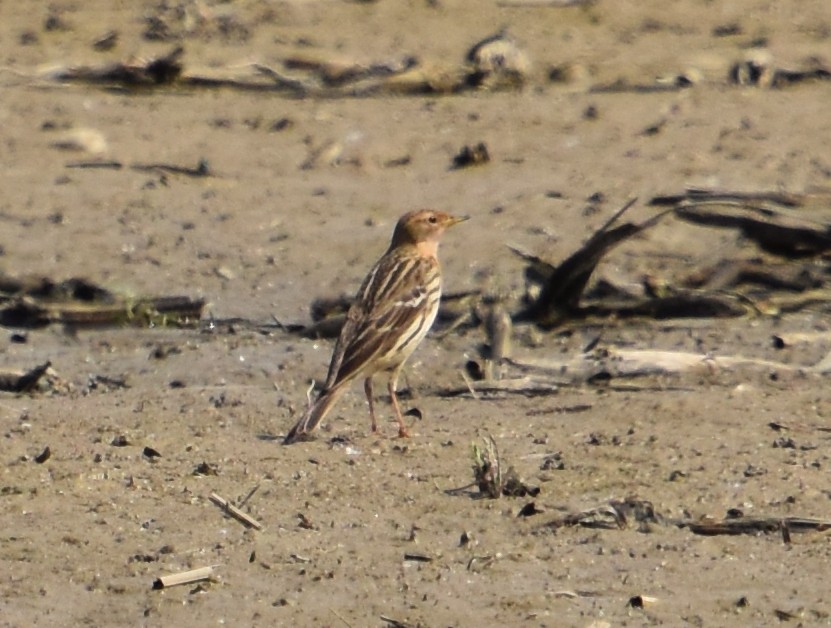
(152, 565), (216, 590)
(539, 498), (831, 544)
(514, 199), (672, 327)
(0, 361), (52, 393)
(208, 492), (263, 530)
(0, 273), (203, 329)
(459, 435), (539, 498)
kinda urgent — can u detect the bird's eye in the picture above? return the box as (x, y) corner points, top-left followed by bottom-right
(428, 215), (438, 224)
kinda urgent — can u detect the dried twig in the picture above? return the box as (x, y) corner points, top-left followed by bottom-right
(152, 565), (216, 590)
(238, 484), (260, 508)
(66, 160), (124, 170)
(131, 158), (211, 177)
(209, 492), (263, 530)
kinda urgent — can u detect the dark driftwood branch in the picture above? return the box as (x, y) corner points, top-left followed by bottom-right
(52, 46), (184, 86)
(0, 362), (52, 393)
(673, 202), (831, 258)
(649, 187), (804, 208)
(514, 199), (673, 326)
(682, 259), (824, 292)
(131, 159), (211, 177)
(0, 273), (203, 329)
(681, 517), (831, 544)
(648, 188), (831, 258)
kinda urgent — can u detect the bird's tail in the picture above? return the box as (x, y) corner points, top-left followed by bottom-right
(283, 385), (345, 444)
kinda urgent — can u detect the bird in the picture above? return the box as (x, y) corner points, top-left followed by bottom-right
(283, 209), (467, 444)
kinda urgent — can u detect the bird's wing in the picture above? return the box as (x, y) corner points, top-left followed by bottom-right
(324, 253), (438, 388)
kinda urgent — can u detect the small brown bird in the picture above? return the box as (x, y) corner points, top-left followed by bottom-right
(283, 209), (467, 444)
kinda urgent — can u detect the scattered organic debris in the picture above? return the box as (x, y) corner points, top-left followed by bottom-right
(681, 516), (831, 542)
(33, 29), (831, 100)
(110, 435), (129, 447)
(517, 501), (543, 517)
(131, 158), (211, 177)
(0, 273), (203, 329)
(92, 30), (118, 52)
(539, 498), (831, 544)
(51, 46), (185, 87)
(471, 435), (503, 498)
(628, 595), (659, 609)
(0, 274), (113, 302)
(42, 37), (529, 97)
(589, 77), (695, 94)
(142, 446), (162, 460)
(542, 498), (660, 531)
(514, 199), (673, 327)
(465, 31), (530, 90)
(728, 53), (831, 88)
(648, 187), (804, 208)
(0, 361), (52, 393)
(680, 259), (824, 294)
(283, 52), (417, 88)
(446, 435), (539, 498)
(34, 446), (51, 464)
(505, 344), (831, 383)
(672, 201), (831, 259)
(451, 142), (490, 169)
(208, 492), (263, 530)
(66, 158), (211, 177)
(66, 160), (123, 170)
(511, 191), (831, 330)
(152, 565), (216, 590)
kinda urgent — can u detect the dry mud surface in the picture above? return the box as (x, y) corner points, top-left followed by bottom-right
(2, 1), (831, 626)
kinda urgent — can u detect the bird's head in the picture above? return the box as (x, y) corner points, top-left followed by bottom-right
(390, 209), (468, 249)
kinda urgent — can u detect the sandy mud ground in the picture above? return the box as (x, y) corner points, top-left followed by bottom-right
(2, 1), (831, 626)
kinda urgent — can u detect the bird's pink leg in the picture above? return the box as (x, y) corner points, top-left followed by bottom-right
(388, 373), (410, 438)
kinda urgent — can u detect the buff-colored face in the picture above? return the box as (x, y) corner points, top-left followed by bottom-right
(394, 209), (468, 245)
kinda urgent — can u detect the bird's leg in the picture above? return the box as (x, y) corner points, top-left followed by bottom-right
(364, 377), (378, 433)
(388, 371), (410, 438)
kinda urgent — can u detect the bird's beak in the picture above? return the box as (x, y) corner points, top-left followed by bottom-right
(448, 215), (470, 226)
